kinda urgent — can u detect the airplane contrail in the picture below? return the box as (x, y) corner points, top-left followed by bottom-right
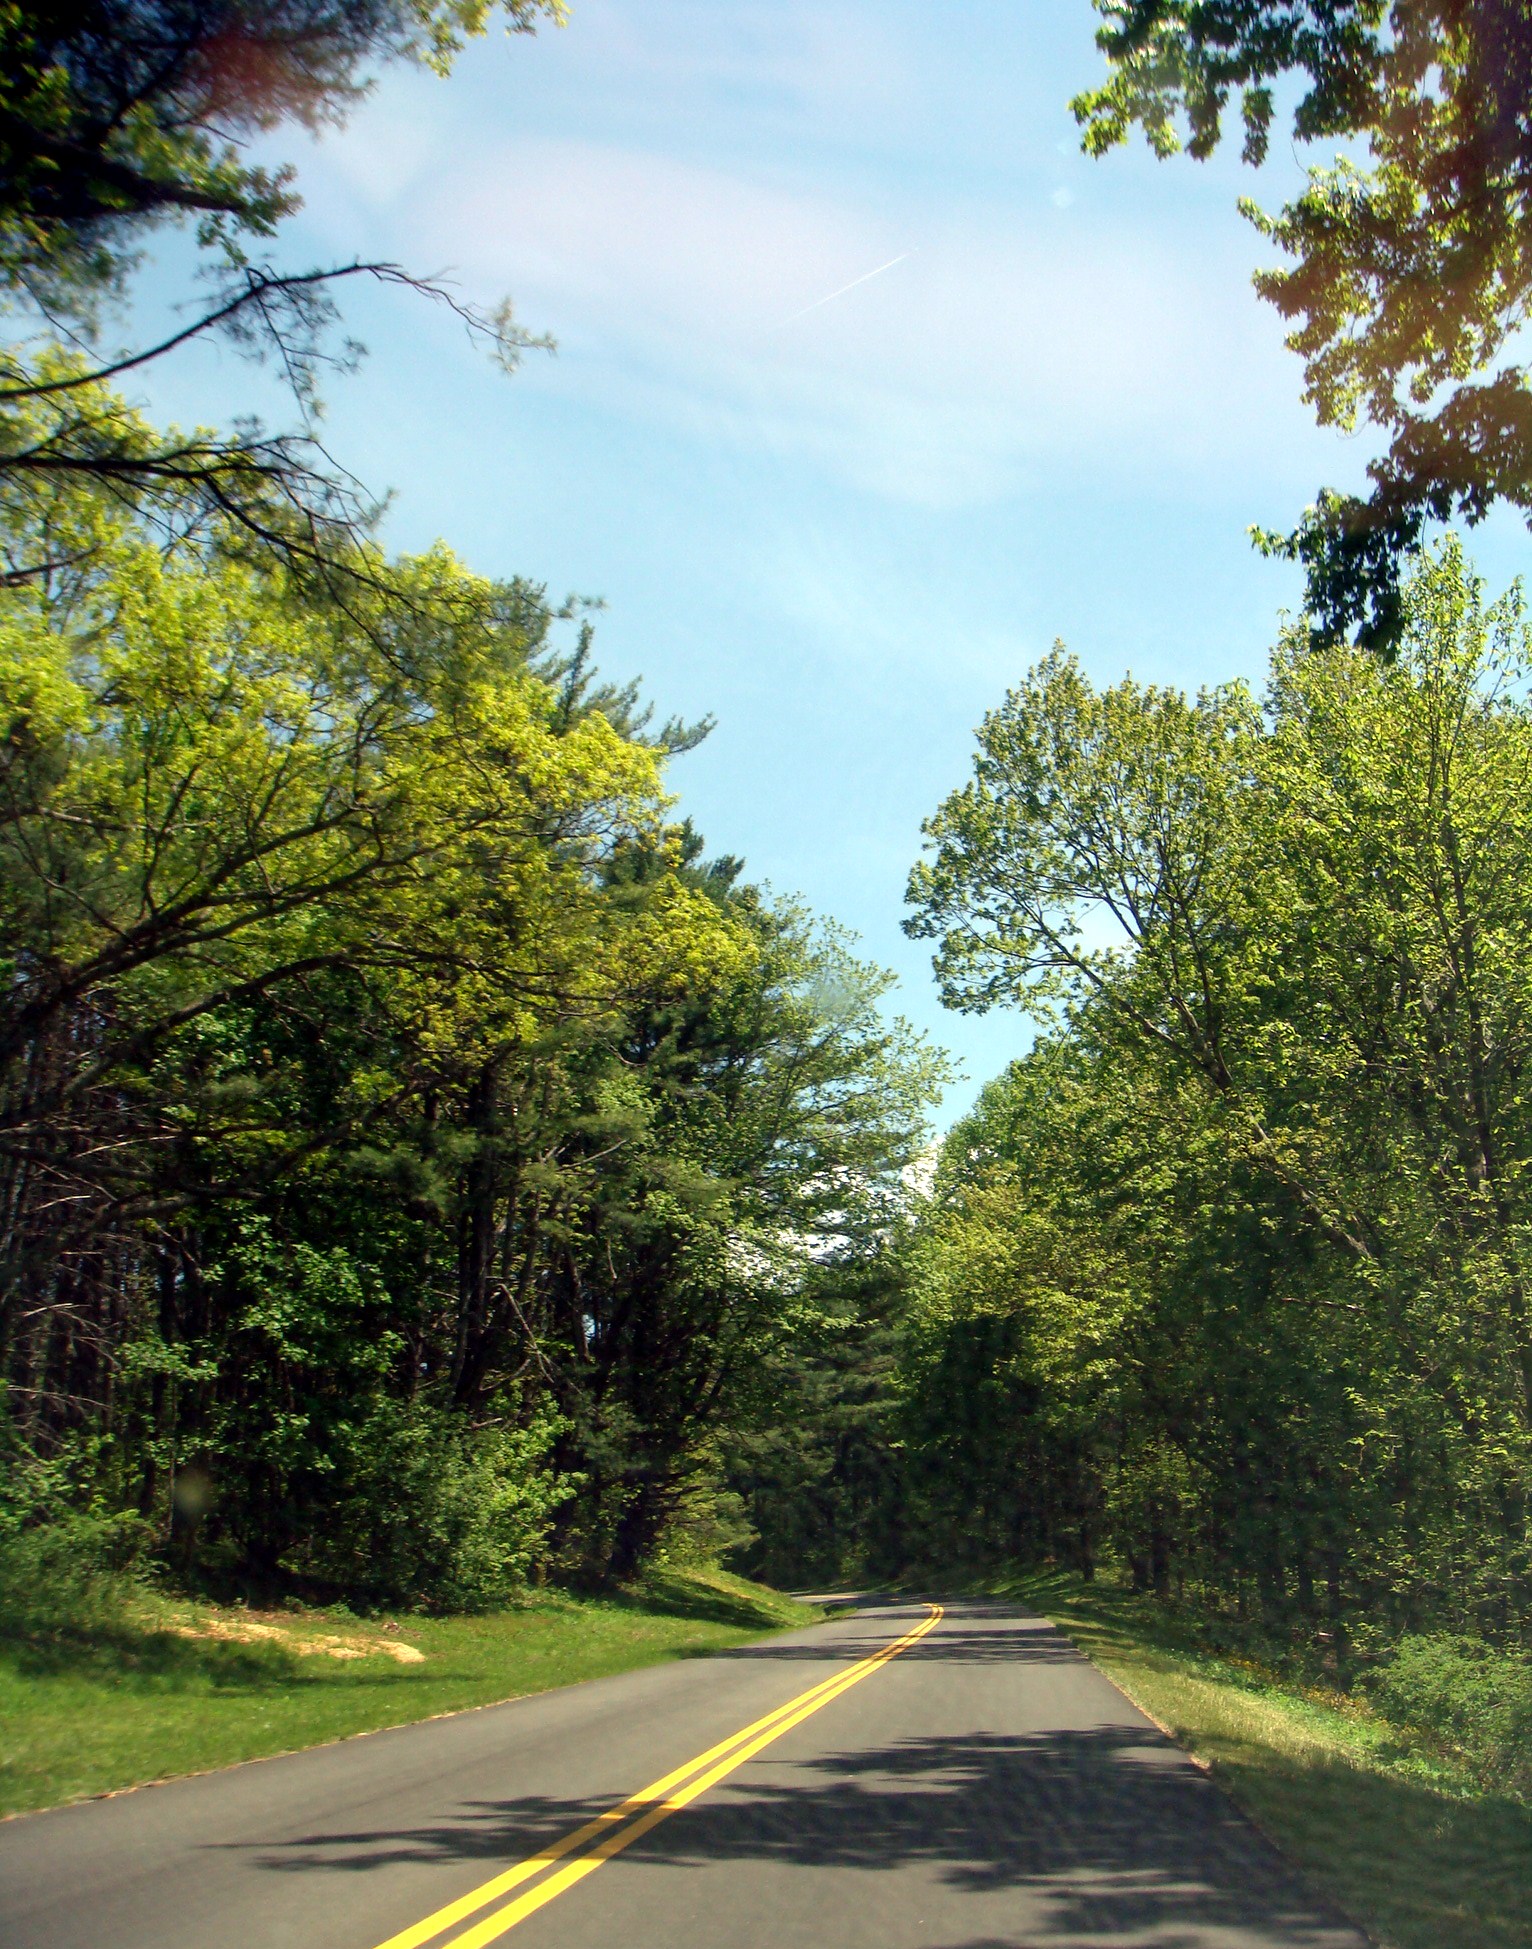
(775, 251), (912, 328)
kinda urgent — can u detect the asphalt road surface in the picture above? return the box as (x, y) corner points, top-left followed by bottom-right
(0, 1598), (1371, 1949)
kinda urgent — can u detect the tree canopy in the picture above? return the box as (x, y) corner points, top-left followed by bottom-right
(0, 2), (562, 323)
(0, 404), (947, 1601)
(892, 540), (1532, 1645)
(1075, 1), (1532, 651)
(0, 2), (561, 587)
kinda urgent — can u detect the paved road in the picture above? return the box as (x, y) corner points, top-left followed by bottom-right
(0, 1598), (1370, 1949)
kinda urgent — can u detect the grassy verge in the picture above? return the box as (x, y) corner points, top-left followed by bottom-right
(1010, 1571), (1532, 1949)
(0, 1567), (821, 1820)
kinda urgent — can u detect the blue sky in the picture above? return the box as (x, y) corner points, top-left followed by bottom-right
(129, 0), (1528, 1124)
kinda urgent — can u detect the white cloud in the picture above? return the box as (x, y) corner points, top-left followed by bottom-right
(309, 90), (450, 209)
(402, 135), (1310, 511)
(433, 139), (880, 331)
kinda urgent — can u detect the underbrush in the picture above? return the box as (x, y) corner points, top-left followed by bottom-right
(0, 1512), (155, 1643)
(1369, 1633), (1532, 1800)
(969, 1563), (1532, 1805)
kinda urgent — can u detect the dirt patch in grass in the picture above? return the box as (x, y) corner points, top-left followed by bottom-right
(165, 1613), (426, 1663)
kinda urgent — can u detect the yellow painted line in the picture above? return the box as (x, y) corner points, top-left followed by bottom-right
(370, 1603), (942, 1949)
(369, 1608), (931, 1949)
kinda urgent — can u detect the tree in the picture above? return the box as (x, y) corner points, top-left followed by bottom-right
(419, 853), (949, 1581)
(0, 2), (562, 582)
(1, 427), (948, 1599)
(0, 426), (672, 1465)
(0, 1), (563, 316)
(1074, 1), (1532, 651)
(902, 542), (1532, 1637)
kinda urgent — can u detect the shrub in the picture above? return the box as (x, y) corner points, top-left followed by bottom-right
(0, 1401), (156, 1643)
(288, 1402), (573, 1612)
(0, 1512), (155, 1643)
(1371, 1634), (1532, 1798)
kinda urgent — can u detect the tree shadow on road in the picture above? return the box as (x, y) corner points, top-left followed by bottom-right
(238, 1719), (1365, 1944)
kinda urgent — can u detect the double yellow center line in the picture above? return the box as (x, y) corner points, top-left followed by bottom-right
(371, 1602), (943, 1949)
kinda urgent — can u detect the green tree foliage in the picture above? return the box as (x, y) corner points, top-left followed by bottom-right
(902, 540), (1532, 1649)
(0, 0), (951, 1620)
(0, 3), (561, 581)
(726, 1252), (911, 1589)
(0, 1), (563, 318)
(0, 420), (944, 1606)
(1074, 1), (1532, 651)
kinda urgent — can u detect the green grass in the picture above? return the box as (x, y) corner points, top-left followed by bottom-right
(1010, 1571), (1532, 1949)
(0, 1566), (822, 1819)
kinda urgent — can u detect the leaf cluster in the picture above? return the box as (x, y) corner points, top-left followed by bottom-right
(1075, 1), (1532, 651)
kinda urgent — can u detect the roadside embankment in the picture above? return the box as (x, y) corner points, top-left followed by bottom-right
(0, 1567), (821, 1818)
(1014, 1572), (1532, 1949)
